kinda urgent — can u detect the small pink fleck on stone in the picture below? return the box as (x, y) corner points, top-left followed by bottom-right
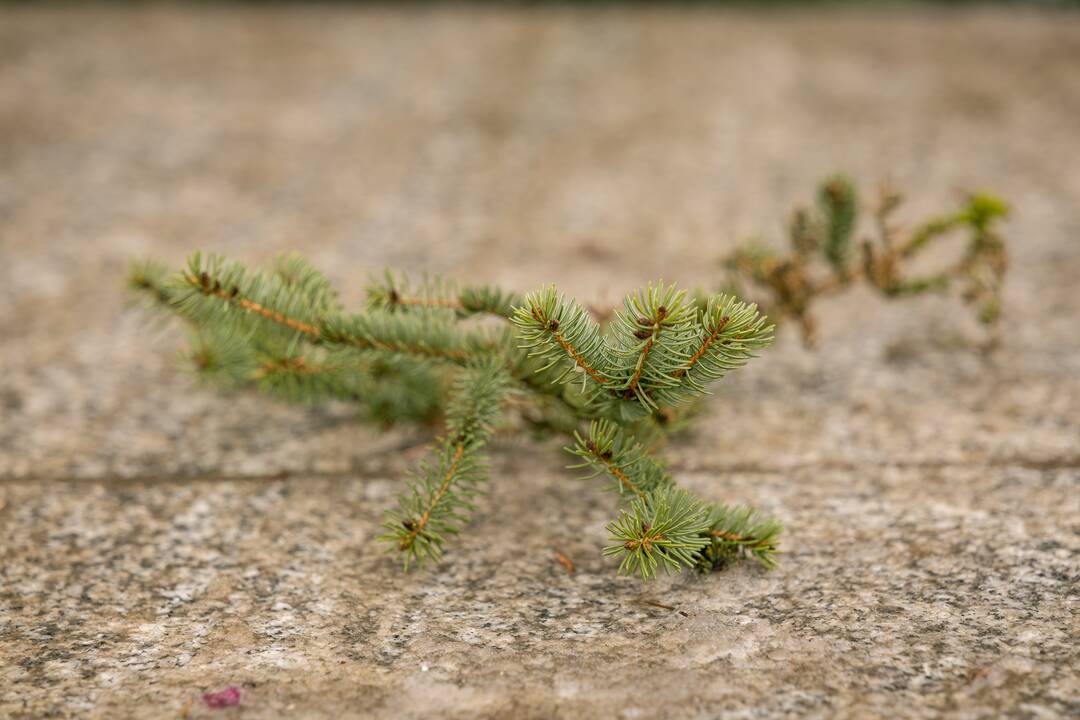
(202, 686), (242, 709)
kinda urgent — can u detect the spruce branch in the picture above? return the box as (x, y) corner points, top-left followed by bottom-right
(130, 252), (783, 581)
(181, 326), (371, 405)
(672, 294), (773, 394)
(320, 310), (491, 364)
(512, 285), (612, 390)
(379, 365), (509, 568)
(182, 327), (255, 384)
(697, 503), (783, 571)
(606, 282), (696, 409)
(354, 357), (445, 426)
(603, 487), (711, 581)
(248, 349), (360, 404)
(568, 420), (673, 500)
(368, 271), (520, 320)
(172, 252), (325, 338)
(271, 253), (344, 317)
(176, 254), (495, 365)
(128, 259), (178, 310)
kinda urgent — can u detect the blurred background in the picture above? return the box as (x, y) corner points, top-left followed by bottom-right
(2, 0), (1079, 479)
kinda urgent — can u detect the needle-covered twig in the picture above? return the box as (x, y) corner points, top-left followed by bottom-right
(130, 254), (781, 581)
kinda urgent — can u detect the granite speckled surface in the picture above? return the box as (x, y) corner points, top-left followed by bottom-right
(1, 5), (1078, 718)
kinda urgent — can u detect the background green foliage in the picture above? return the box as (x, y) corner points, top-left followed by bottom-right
(721, 175), (1009, 347)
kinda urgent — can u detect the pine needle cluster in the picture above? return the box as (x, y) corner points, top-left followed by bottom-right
(722, 175), (1009, 347)
(129, 253), (780, 581)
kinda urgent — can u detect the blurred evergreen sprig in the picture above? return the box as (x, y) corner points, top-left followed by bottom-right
(721, 175), (1009, 347)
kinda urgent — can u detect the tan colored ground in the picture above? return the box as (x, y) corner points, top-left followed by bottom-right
(1, 5), (1078, 719)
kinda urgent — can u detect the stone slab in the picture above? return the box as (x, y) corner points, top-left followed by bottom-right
(0, 5), (1078, 718)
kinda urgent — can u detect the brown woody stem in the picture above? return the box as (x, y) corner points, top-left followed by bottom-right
(400, 443), (466, 549)
(674, 315), (730, 379)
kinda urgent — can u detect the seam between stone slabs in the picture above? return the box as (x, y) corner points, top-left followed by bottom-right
(679, 455), (1080, 475)
(1, 454), (1077, 486)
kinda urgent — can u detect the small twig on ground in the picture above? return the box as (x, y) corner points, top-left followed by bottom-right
(639, 599), (677, 611)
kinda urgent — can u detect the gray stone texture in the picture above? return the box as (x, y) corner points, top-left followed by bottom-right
(1, 5), (1077, 719)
